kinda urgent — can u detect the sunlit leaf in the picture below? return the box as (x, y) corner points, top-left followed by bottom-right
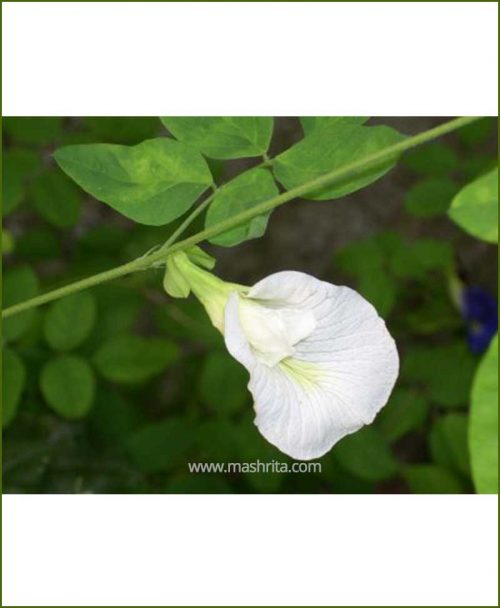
(2, 349), (26, 427)
(469, 334), (498, 493)
(206, 167), (279, 246)
(40, 355), (95, 419)
(54, 138), (213, 225)
(161, 117), (274, 159)
(93, 335), (179, 384)
(273, 122), (404, 200)
(448, 168), (498, 243)
(44, 292), (96, 351)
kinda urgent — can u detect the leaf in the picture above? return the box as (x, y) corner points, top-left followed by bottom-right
(16, 228), (60, 260)
(390, 239), (454, 279)
(469, 334), (498, 493)
(429, 414), (470, 478)
(357, 270), (397, 317)
(43, 292), (96, 351)
(377, 387), (429, 442)
(126, 418), (196, 473)
(404, 177), (458, 217)
(206, 167), (279, 246)
(403, 141), (459, 176)
(457, 117), (495, 148)
(448, 168), (498, 243)
(402, 342), (477, 408)
(300, 116), (369, 135)
(30, 169), (82, 228)
(54, 138), (213, 225)
(2, 265), (39, 342)
(273, 122), (404, 200)
(3, 117), (63, 145)
(160, 117), (274, 159)
(2, 349), (26, 427)
(165, 473), (231, 494)
(40, 355), (95, 419)
(93, 335), (179, 384)
(403, 464), (464, 493)
(198, 351), (249, 415)
(2, 149), (41, 215)
(334, 426), (399, 482)
(84, 117), (159, 144)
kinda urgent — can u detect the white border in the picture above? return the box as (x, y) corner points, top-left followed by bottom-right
(2, 2), (498, 115)
(2, 495), (498, 606)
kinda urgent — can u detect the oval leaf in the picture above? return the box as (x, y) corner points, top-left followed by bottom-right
(206, 167), (279, 246)
(2, 349), (26, 427)
(273, 122), (404, 200)
(3, 149), (41, 216)
(469, 334), (498, 493)
(93, 335), (179, 384)
(44, 292), (96, 351)
(40, 355), (95, 419)
(404, 177), (458, 218)
(448, 168), (498, 243)
(3, 265), (39, 342)
(161, 117), (274, 159)
(54, 138), (213, 225)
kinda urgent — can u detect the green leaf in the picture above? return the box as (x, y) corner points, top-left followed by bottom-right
(160, 117), (274, 159)
(16, 228), (60, 260)
(2, 229), (14, 254)
(30, 170), (81, 228)
(357, 270), (397, 317)
(469, 334), (498, 493)
(402, 342), (477, 408)
(2, 349), (26, 427)
(40, 355), (95, 419)
(403, 141), (459, 176)
(3, 265), (39, 342)
(4, 117), (63, 145)
(126, 418), (196, 473)
(334, 426), (399, 482)
(2, 149), (41, 215)
(43, 292), (96, 351)
(457, 117), (495, 148)
(300, 116), (369, 135)
(403, 464), (464, 493)
(93, 335), (179, 384)
(377, 388), (429, 442)
(390, 239), (454, 279)
(165, 473), (231, 494)
(84, 117), (159, 145)
(206, 167), (279, 246)
(404, 177), (458, 217)
(273, 122), (404, 200)
(199, 351), (249, 415)
(448, 168), (498, 243)
(429, 414), (470, 478)
(54, 138), (213, 225)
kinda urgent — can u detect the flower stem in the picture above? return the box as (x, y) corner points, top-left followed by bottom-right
(2, 116), (480, 319)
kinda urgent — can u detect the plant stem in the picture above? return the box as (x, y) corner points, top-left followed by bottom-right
(2, 116), (480, 319)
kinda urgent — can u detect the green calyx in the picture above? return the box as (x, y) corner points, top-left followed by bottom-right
(163, 246), (247, 331)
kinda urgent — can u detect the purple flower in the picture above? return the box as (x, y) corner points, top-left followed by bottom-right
(461, 286), (498, 354)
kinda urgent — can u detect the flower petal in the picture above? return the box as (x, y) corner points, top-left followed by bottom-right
(224, 272), (399, 460)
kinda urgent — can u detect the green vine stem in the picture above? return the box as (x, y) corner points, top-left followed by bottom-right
(2, 116), (479, 319)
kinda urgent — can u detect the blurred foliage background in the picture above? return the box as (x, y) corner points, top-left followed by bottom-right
(2, 116), (498, 494)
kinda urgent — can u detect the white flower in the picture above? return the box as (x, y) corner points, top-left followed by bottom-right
(165, 253), (399, 461)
